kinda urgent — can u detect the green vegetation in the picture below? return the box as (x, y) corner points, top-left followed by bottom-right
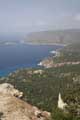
(54, 43), (80, 63)
(0, 42), (80, 120)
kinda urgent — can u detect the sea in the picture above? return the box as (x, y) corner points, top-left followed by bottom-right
(0, 40), (63, 76)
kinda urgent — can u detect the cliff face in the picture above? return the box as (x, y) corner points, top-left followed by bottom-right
(0, 83), (50, 120)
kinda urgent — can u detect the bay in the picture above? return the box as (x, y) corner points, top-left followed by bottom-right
(0, 43), (63, 76)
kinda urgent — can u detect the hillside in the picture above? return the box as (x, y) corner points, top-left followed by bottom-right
(38, 42), (80, 68)
(25, 29), (80, 45)
(0, 43), (80, 120)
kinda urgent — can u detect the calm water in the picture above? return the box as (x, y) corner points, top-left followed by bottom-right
(0, 43), (63, 76)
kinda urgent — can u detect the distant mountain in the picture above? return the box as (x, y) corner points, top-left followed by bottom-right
(25, 29), (80, 44)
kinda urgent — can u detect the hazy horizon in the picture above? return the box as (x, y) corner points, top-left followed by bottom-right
(0, 0), (80, 35)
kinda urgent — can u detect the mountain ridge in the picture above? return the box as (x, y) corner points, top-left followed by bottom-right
(25, 29), (80, 45)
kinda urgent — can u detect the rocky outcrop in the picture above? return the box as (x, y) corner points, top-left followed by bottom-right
(33, 70), (44, 75)
(0, 83), (51, 120)
(58, 93), (67, 110)
(38, 57), (54, 68)
(0, 83), (23, 98)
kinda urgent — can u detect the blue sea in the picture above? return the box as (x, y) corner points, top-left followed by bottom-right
(0, 43), (63, 76)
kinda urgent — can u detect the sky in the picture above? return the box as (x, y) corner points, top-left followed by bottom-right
(0, 0), (80, 34)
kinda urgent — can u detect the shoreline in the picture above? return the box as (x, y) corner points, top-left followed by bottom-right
(0, 43), (65, 77)
(37, 44), (65, 68)
(22, 41), (66, 46)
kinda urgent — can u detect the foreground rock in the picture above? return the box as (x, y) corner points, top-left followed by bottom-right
(0, 83), (51, 120)
(0, 83), (23, 98)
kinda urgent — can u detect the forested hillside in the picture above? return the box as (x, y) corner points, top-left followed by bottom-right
(0, 43), (80, 120)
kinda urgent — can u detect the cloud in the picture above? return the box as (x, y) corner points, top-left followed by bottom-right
(34, 20), (47, 26)
(74, 14), (80, 21)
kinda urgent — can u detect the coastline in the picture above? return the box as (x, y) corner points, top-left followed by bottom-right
(22, 41), (66, 46)
(0, 43), (65, 76)
(37, 44), (65, 68)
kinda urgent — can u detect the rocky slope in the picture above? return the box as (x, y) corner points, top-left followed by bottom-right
(0, 83), (50, 120)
